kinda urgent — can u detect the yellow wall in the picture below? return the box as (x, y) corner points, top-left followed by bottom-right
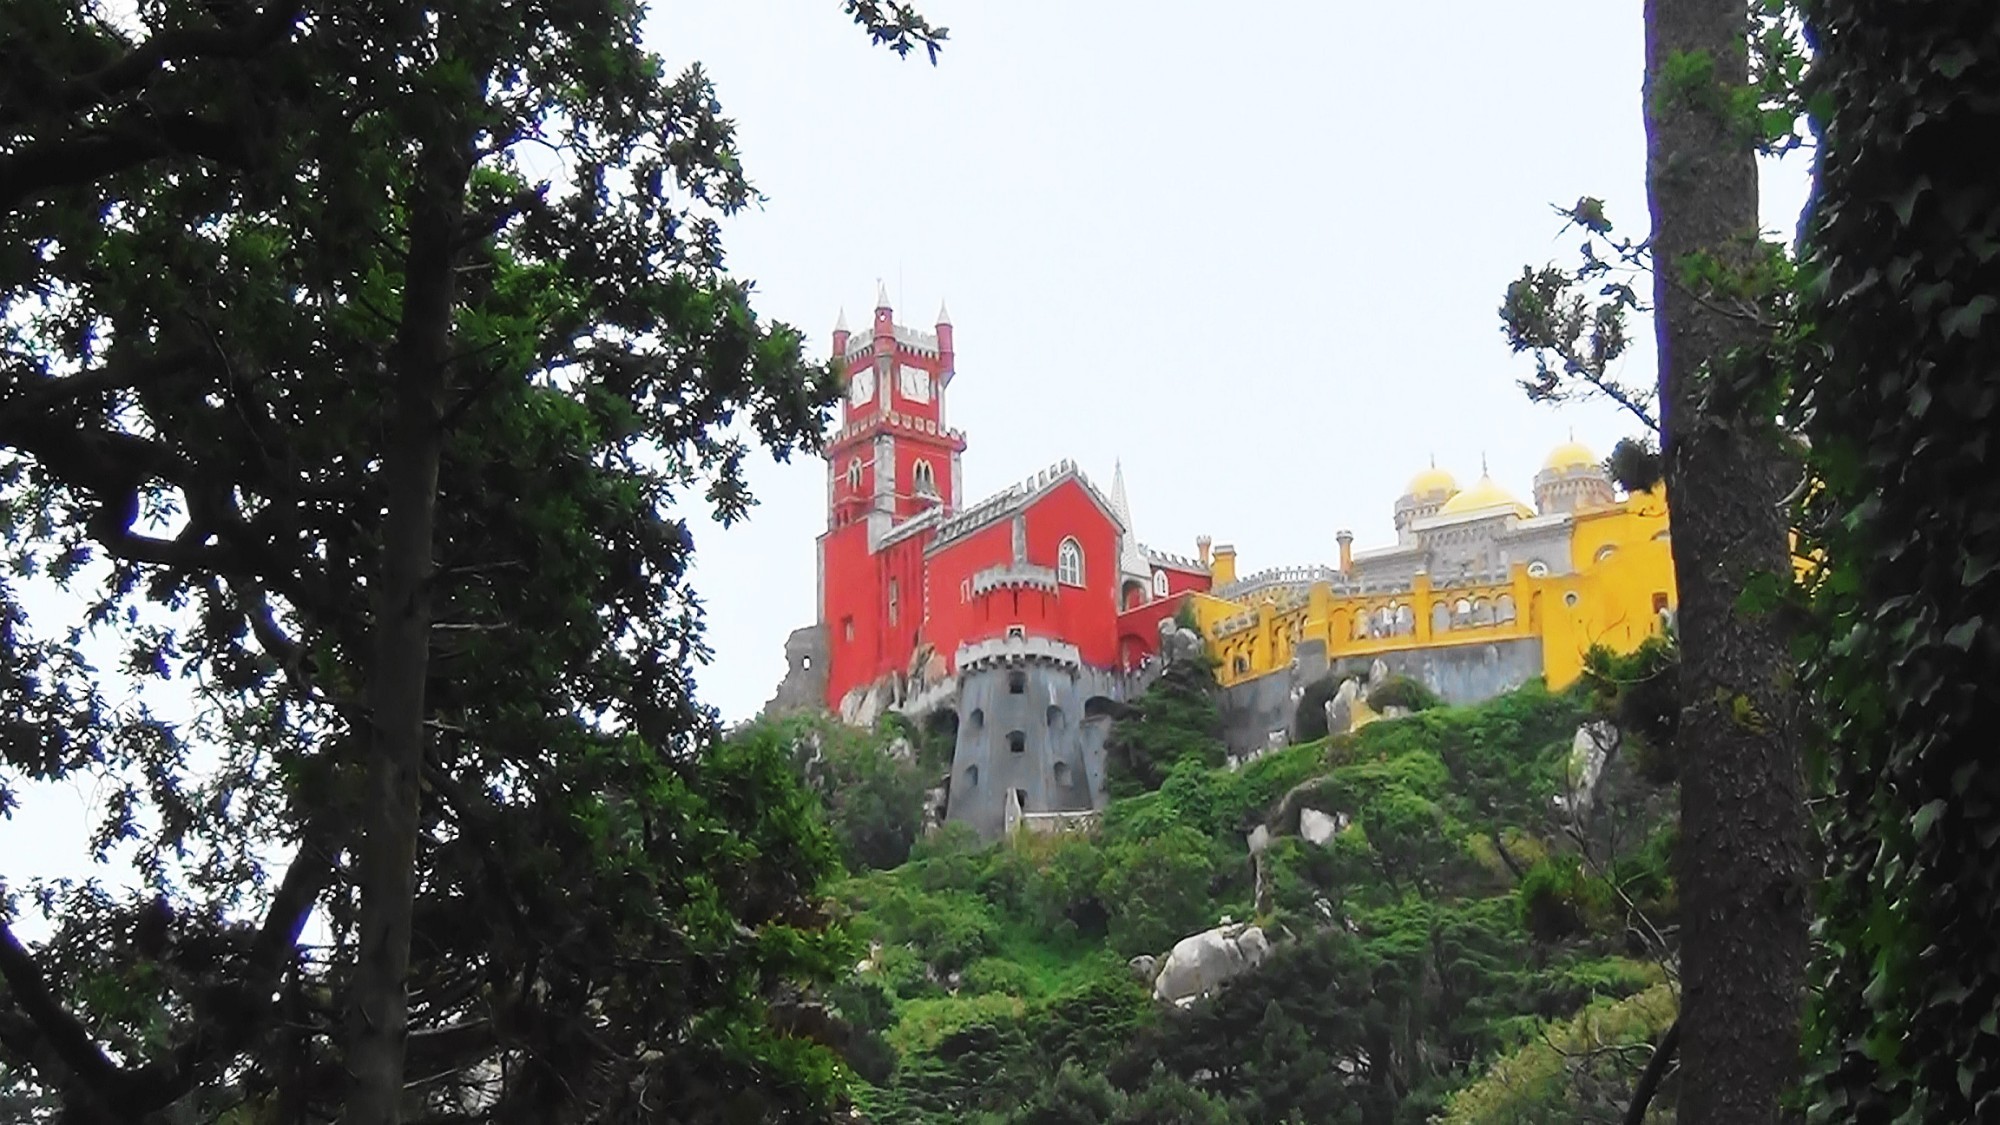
(1199, 486), (1678, 694)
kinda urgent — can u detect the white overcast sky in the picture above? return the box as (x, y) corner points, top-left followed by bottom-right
(1, 1), (1812, 921)
(653, 0), (1814, 723)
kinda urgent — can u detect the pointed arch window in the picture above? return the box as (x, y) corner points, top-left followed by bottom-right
(1152, 570), (1169, 597)
(912, 459), (937, 496)
(1057, 537), (1085, 586)
(846, 457), (863, 490)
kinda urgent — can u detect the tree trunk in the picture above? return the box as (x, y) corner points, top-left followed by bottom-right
(341, 136), (464, 1125)
(1641, 3), (1808, 1123)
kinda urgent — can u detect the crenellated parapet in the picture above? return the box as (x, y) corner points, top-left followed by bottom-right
(972, 562), (1058, 596)
(956, 633), (1084, 673)
(1143, 545), (1208, 572)
(1213, 564), (1341, 602)
(930, 458), (1119, 548)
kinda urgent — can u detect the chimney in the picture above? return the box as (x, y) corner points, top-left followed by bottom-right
(1211, 544), (1237, 587)
(1337, 529), (1354, 574)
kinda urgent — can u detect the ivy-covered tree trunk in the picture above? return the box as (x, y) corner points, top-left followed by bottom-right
(343, 132), (467, 1125)
(1641, 1), (1808, 1121)
(1797, 5), (2000, 1120)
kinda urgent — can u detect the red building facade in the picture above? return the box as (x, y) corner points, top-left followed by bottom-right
(815, 289), (1213, 712)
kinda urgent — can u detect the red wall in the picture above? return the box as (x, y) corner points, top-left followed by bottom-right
(819, 519), (876, 707)
(821, 472), (1170, 707)
(1020, 479), (1122, 668)
(920, 520), (1013, 663)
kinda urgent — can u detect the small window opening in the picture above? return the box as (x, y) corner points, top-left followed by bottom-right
(1007, 670), (1026, 694)
(1008, 731), (1026, 754)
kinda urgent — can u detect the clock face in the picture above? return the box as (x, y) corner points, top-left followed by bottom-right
(898, 363), (931, 403)
(848, 368), (875, 407)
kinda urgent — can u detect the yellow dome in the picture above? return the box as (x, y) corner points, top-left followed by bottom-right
(1403, 465), (1459, 498)
(1437, 475), (1533, 518)
(1543, 440), (1599, 473)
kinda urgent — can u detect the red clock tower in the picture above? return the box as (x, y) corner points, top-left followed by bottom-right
(817, 285), (966, 704)
(824, 282), (963, 529)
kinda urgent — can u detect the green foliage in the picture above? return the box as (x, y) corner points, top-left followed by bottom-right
(1105, 658), (1227, 796)
(1098, 824), (1225, 959)
(830, 676), (1679, 1124)
(746, 713), (931, 871)
(1517, 854), (1609, 943)
(1581, 634), (1681, 782)
(1793, 4), (2000, 1120)
(1367, 675), (1442, 714)
(1439, 983), (1678, 1124)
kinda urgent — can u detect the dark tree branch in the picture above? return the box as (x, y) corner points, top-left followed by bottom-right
(0, 922), (122, 1096)
(1623, 1018), (1680, 1125)
(0, 113), (255, 209)
(0, 2), (305, 127)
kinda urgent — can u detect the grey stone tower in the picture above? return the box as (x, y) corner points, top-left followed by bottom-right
(943, 635), (1117, 842)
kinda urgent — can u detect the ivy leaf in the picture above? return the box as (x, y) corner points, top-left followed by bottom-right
(1942, 617), (1982, 651)
(1913, 799), (1946, 841)
(1940, 295), (1997, 339)
(1934, 46), (1977, 80)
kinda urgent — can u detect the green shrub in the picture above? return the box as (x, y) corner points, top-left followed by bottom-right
(963, 957), (1036, 996)
(1099, 824), (1223, 958)
(1367, 673), (1442, 713)
(1517, 854), (1610, 943)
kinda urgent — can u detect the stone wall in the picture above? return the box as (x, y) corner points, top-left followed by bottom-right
(1217, 636), (1544, 752)
(1326, 637), (1544, 706)
(759, 624), (828, 719)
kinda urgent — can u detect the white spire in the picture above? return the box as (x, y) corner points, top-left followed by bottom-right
(834, 307), (848, 333)
(875, 279), (891, 309)
(1109, 460), (1134, 529)
(1110, 459), (1153, 580)
(936, 299), (952, 326)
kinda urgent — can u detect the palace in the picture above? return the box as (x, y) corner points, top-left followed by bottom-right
(1185, 454), (1677, 701)
(765, 289), (1677, 840)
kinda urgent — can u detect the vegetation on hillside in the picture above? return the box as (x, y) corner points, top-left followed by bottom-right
(732, 644), (1686, 1123)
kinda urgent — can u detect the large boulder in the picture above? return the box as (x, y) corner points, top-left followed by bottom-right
(1299, 807), (1350, 846)
(1152, 922), (1272, 1007)
(1553, 721), (1621, 819)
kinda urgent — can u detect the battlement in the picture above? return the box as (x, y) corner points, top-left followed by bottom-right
(972, 562), (1058, 596)
(931, 458), (1114, 548)
(1144, 545), (1208, 572)
(842, 323), (944, 359)
(956, 634), (1083, 673)
(877, 507), (945, 549)
(1213, 564), (1341, 602)
(826, 411), (968, 450)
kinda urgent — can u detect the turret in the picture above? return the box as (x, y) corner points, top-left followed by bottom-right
(1211, 544), (1238, 587)
(1196, 535), (1213, 567)
(1337, 529), (1354, 575)
(873, 279), (894, 344)
(832, 308), (849, 362)
(936, 300), (954, 386)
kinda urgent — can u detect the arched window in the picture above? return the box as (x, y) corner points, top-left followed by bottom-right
(846, 457), (863, 490)
(912, 459), (937, 496)
(1395, 604), (1415, 635)
(1153, 570), (1170, 597)
(1432, 602), (1452, 634)
(1496, 594), (1518, 623)
(1057, 537), (1085, 586)
(1527, 560), (1550, 578)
